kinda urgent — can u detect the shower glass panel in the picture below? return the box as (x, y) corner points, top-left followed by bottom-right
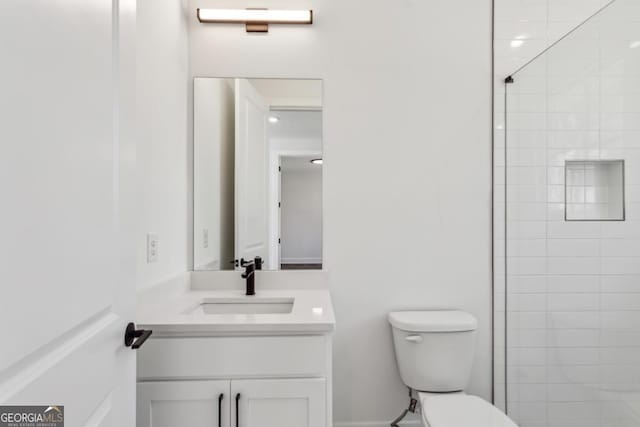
(500, 0), (640, 425)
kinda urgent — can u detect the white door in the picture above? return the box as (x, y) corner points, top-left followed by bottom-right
(231, 379), (326, 427)
(235, 79), (269, 266)
(138, 381), (231, 427)
(0, 0), (137, 426)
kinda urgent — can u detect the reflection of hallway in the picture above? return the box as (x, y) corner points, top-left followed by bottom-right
(279, 155), (322, 269)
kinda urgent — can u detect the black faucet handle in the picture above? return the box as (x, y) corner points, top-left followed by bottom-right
(241, 261), (255, 279)
(254, 256), (263, 270)
(240, 258), (254, 267)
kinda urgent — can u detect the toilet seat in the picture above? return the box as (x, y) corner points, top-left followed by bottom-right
(419, 392), (517, 427)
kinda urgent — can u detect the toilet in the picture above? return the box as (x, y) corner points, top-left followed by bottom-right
(389, 310), (517, 427)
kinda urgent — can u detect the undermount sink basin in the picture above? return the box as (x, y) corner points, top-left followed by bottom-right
(191, 297), (294, 315)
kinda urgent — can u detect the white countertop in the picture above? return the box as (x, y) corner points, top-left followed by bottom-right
(137, 288), (335, 335)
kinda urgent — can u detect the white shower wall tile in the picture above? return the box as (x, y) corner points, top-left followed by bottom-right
(547, 0), (611, 21)
(600, 274), (640, 292)
(626, 185), (640, 201)
(507, 275), (548, 293)
(601, 220), (640, 238)
(547, 275), (600, 293)
(547, 293), (600, 311)
(547, 347), (600, 365)
(547, 239), (600, 257)
(509, 348), (548, 366)
(601, 311), (640, 329)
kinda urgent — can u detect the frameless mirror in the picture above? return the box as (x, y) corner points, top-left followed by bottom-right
(193, 78), (322, 271)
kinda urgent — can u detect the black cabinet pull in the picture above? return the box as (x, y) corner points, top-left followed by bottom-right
(124, 322), (152, 349)
(235, 393), (241, 427)
(218, 393), (224, 427)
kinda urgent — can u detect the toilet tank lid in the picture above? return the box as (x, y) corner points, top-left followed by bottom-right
(388, 310), (477, 332)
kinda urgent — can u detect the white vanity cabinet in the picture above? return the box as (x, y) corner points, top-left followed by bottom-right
(232, 378), (326, 427)
(136, 334), (332, 427)
(138, 378), (325, 427)
(138, 380), (230, 427)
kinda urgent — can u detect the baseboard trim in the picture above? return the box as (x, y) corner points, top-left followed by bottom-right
(281, 257), (322, 264)
(334, 421), (421, 427)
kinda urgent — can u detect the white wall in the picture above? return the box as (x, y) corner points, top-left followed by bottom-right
(188, 0), (493, 425)
(137, 0), (190, 289)
(250, 78), (322, 109)
(193, 78), (235, 270)
(281, 165), (323, 264)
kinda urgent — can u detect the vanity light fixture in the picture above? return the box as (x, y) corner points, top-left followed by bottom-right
(197, 8), (313, 33)
(268, 116), (280, 123)
(310, 158), (323, 165)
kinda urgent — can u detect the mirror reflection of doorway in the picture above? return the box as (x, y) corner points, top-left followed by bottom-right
(194, 79), (323, 271)
(265, 108), (323, 270)
(279, 155), (322, 270)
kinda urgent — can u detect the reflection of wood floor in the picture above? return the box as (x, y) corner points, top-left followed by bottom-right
(281, 264), (322, 270)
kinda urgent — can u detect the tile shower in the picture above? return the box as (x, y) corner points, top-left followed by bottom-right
(494, 0), (640, 425)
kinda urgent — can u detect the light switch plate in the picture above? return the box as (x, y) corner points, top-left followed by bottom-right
(147, 233), (159, 263)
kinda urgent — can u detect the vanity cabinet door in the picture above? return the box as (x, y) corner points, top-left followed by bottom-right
(138, 380), (231, 427)
(231, 378), (325, 427)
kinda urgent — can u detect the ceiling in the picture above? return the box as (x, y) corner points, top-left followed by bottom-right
(280, 155), (323, 172)
(268, 110), (322, 141)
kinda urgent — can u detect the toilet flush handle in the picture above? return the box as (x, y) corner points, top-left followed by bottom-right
(405, 334), (423, 343)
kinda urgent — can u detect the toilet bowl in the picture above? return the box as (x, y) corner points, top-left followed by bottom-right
(389, 310), (517, 427)
(419, 392), (516, 427)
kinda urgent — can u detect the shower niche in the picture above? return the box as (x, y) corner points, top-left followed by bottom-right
(565, 160), (625, 221)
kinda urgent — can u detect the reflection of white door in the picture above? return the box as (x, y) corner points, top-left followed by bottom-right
(277, 158), (282, 267)
(235, 79), (269, 266)
(0, 0), (137, 425)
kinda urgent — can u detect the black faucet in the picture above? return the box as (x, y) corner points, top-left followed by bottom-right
(240, 259), (256, 296)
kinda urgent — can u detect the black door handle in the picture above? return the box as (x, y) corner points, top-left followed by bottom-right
(124, 322), (152, 349)
(218, 393), (224, 427)
(235, 393), (241, 427)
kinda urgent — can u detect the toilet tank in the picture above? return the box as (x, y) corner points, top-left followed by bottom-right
(388, 310), (477, 392)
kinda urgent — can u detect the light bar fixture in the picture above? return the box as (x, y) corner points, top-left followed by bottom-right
(197, 8), (313, 33)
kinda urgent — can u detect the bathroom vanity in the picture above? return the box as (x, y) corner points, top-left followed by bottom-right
(135, 76), (332, 427)
(135, 286), (335, 427)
